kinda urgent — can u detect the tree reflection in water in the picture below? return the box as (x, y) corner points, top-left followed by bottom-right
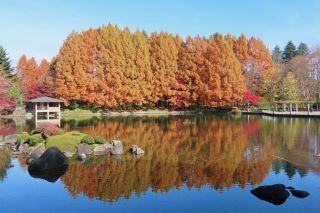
(0, 148), (11, 182)
(61, 115), (274, 202)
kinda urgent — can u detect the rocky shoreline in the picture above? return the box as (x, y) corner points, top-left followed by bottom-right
(0, 133), (144, 168)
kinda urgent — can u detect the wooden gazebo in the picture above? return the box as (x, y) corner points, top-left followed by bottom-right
(26, 96), (63, 127)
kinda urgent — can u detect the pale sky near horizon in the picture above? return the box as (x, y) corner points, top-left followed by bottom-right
(1, 0), (320, 66)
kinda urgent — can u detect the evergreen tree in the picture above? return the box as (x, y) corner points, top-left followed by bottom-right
(282, 41), (296, 61)
(0, 46), (13, 76)
(296, 42), (309, 56)
(271, 45), (282, 63)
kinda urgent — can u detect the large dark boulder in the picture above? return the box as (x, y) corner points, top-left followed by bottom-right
(28, 147), (68, 172)
(290, 189), (309, 198)
(251, 184), (290, 205)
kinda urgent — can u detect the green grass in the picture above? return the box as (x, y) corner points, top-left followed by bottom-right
(62, 108), (103, 115)
(46, 131), (87, 152)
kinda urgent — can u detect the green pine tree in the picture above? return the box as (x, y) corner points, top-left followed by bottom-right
(0, 46), (13, 76)
(296, 42), (309, 56)
(271, 45), (282, 63)
(282, 41), (296, 62)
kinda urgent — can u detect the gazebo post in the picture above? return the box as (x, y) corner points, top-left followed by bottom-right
(47, 102), (49, 121)
(295, 103), (298, 111)
(307, 103), (310, 112)
(290, 103), (292, 114)
(35, 103), (38, 127)
(283, 103), (286, 112)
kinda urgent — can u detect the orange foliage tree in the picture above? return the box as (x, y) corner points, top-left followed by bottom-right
(52, 24), (274, 109)
(16, 55), (52, 99)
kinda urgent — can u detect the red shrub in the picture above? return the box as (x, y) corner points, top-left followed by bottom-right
(36, 123), (60, 136)
(243, 90), (260, 106)
(0, 92), (16, 114)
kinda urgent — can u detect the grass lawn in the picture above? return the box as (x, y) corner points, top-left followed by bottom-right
(62, 108), (103, 115)
(46, 131), (87, 152)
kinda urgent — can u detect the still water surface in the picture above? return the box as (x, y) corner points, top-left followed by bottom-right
(0, 115), (320, 212)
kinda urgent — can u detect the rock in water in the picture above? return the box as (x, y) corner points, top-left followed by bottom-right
(251, 184), (290, 205)
(110, 140), (124, 155)
(26, 143), (46, 164)
(129, 145), (145, 155)
(93, 143), (113, 155)
(76, 143), (92, 155)
(76, 153), (86, 161)
(28, 147), (68, 171)
(63, 151), (75, 158)
(4, 134), (18, 145)
(290, 189), (309, 198)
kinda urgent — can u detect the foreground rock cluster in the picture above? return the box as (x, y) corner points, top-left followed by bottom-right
(1, 132), (145, 182)
(1, 132), (145, 162)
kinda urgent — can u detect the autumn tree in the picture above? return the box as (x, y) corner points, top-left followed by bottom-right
(132, 30), (155, 105)
(150, 32), (182, 107)
(42, 58), (57, 96)
(55, 30), (98, 105)
(0, 73), (16, 114)
(198, 35), (245, 106)
(176, 36), (206, 108)
(283, 72), (300, 100)
(232, 34), (249, 65)
(244, 37), (274, 97)
(16, 55), (49, 97)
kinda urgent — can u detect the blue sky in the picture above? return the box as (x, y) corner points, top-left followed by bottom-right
(1, 0), (320, 65)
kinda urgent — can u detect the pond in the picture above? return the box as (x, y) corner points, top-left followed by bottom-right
(0, 114), (320, 212)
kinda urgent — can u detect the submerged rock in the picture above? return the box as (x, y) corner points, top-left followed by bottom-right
(290, 189), (309, 198)
(110, 140), (124, 155)
(251, 184), (290, 205)
(76, 143), (92, 155)
(129, 145), (144, 155)
(28, 147), (68, 172)
(93, 143), (113, 155)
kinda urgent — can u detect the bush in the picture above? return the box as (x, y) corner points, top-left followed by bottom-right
(30, 130), (41, 135)
(17, 132), (30, 143)
(81, 135), (95, 145)
(94, 136), (106, 144)
(28, 134), (45, 146)
(36, 123), (61, 136)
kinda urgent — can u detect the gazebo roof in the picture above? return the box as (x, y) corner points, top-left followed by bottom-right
(26, 96), (64, 103)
